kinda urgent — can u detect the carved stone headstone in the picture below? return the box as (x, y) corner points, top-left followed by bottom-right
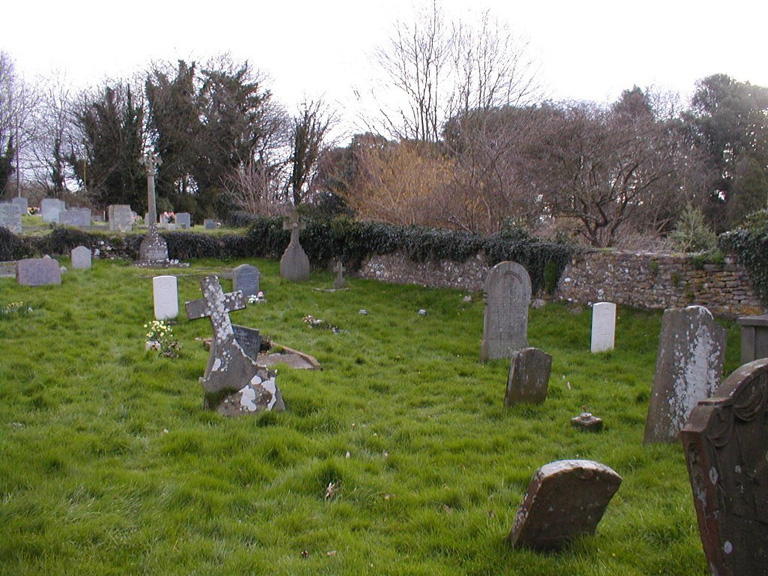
(644, 305), (727, 444)
(504, 347), (552, 406)
(481, 261), (531, 361)
(681, 358), (768, 576)
(59, 207), (91, 228)
(738, 314), (768, 364)
(71, 246), (92, 270)
(591, 302), (616, 353)
(280, 212), (310, 282)
(232, 324), (262, 361)
(204, 218), (216, 230)
(509, 459), (622, 551)
(41, 198), (65, 223)
(108, 205), (134, 232)
(233, 264), (260, 298)
(0, 203), (22, 234)
(11, 196), (28, 214)
(175, 212), (191, 229)
(185, 275), (284, 414)
(17, 258), (62, 286)
(333, 260), (347, 289)
(153, 275), (178, 320)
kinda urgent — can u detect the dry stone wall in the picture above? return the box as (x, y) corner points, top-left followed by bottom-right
(357, 250), (765, 318)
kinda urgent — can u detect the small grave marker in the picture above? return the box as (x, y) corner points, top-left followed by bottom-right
(204, 218), (216, 230)
(591, 302), (616, 353)
(175, 212), (191, 229)
(153, 275), (178, 320)
(481, 261), (531, 361)
(233, 264), (260, 298)
(108, 205), (134, 232)
(509, 459), (622, 551)
(11, 197), (28, 214)
(737, 314), (768, 363)
(71, 246), (92, 270)
(41, 198), (65, 223)
(17, 258), (62, 286)
(504, 347), (552, 406)
(333, 260), (347, 289)
(0, 203), (22, 234)
(59, 207), (91, 228)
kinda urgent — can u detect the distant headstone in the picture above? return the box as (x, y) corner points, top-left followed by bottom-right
(175, 212), (191, 229)
(280, 212), (310, 282)
(71, 246), (92, 270)
(333, 260), (347, 289)
(591, 302), (616, 353)
(204, 219), (216, 230)
(41, 198), (65, 223)
(644, 305), (727, 444)
(17, 258), (62, 286)
(59, 207), (91, 228)
(108, 205), (134, 232)
(11, 197), (28, 214)
(481, 261), (532, 361)
(233, 264), (260, 298)
(0, 261), (17, 278)
(232, 324), (262, 360)
(153, 275), (178, 320)
(185, 275), (285, 414)
(737, 314), (768, 364)
(504, 347), (552, 406)
(681, 358), (768, 576)
(0, 203), (22, 234)
(508, 460), (622, 551)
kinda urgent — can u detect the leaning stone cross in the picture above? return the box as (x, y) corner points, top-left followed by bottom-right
(185, 275), (284, 414)
(283, 211), (306, 245)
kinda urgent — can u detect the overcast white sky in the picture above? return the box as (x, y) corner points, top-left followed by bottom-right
(4, 0), (768, 137)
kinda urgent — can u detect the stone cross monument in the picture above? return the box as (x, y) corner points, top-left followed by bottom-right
(279, 211), (310, 281)
(139, 152), (169, 265)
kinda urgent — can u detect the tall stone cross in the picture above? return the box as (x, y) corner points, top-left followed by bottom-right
(185, 275), (284, 413)
(333, 260), (347, 289)
(142, 152), (162, 229)
(283, 211), (306, 245)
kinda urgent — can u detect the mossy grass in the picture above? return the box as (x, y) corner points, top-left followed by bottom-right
(0, 258), (741, 575)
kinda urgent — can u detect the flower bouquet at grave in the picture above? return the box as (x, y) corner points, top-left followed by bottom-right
(144, 320), (182, 358)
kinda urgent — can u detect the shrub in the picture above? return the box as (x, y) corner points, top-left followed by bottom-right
(719, 209), (768, 306)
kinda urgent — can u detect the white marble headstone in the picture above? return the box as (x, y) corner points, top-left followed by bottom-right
(153, 275), (178, 320)
(591, 302), (616, 353)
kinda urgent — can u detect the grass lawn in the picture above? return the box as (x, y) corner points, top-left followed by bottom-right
(0, 257), (742, 575)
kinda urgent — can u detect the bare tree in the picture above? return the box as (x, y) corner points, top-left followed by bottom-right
(288, 99), (335, 205)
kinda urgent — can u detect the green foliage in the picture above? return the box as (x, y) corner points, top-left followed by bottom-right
(0, 226), (33, 260)
(669, 205), (718, 253)
(719, 209), (768, 305)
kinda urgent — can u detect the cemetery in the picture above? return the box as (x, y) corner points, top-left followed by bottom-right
(2, 214), (765, 574)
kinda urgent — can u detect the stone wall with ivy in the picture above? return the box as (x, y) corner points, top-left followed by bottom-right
(556, 251), (764, 318)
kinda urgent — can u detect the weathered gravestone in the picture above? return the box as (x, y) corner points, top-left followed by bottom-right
(108, 205), (134, 232)
(504, 347), (552, 406)
(280, 212), (310, 282)
(738, 314), (768, 364)
(185, 275), (284, 415)
(71, 246), (92, 270)
(481, 261), (531, 361)
(11, 196), (28, 214)
(591, 302), (616, 353)
(153, 275), (178, 320)
(0, 203), (22, 234)
(41, 198), (65, 223)
(138, 153), (169, 265)
(17, 257), (62, 286)
(232, 324), (262, 360)
(681, 358), (768, 576)
(204, 218), (216, 230)
(333, 260), (347, 289)
(508, 459), (622, 551)
(175, 212), (191, 229)
(233, 264), (260, 298)
(644, 305), (727, 444)
(59, 207), (91, 228)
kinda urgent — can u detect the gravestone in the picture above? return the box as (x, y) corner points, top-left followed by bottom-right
(139, 153), (169, 265)
(280, 212), (310, 282)
(185, 275), (284, 415)
(481, 261), (532, 361)
(71, 246), (92, 270)
(508, 459), (622, 551)
(591, 302), (616, 353)
(504, 347), (552, 406)
(108, 205), (134, 232)
(232, 324), (262, 360)
(153, 275), (178, 320)
(233, 264), (260, 298)
(59, 207), (91, 228)
(644, 305), (727, 444)
(175, 212), (191, 229)
(738, 314), (768, 364)
(681, 358), (768, 576)
(204, 219), (216, 230)
(333, 260), (347, 289)
(0, 203), (22, 234)
(11, 196), (28, 214)
(41, 198), (65, 223)
(17, 258), (62, 286)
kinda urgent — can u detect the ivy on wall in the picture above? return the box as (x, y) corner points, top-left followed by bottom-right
(719, 210), (768, 307)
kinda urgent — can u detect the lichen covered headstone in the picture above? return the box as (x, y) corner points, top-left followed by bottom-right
(481, 261), (531, 361)
(185, 275), (284, 415)
(280, 212), (310, 282)
(504, 347), (552, 406)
